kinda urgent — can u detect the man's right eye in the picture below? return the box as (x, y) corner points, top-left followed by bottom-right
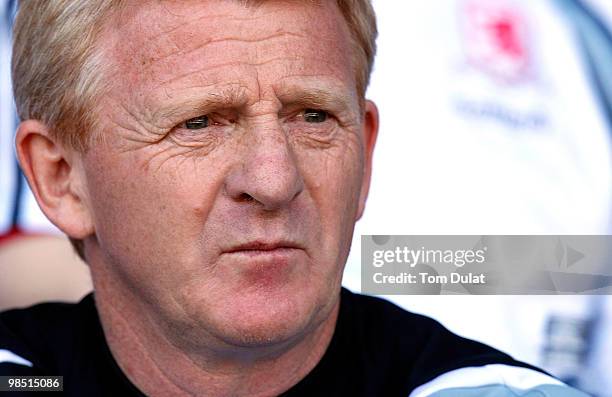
(183, 115), (209, 130)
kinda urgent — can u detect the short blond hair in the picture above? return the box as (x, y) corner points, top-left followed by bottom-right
(12, 0), (377, 260)
(12, 0), (121, 151)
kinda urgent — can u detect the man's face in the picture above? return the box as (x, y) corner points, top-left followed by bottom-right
(81, 0), (376, 347)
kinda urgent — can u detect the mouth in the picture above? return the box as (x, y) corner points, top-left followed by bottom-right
(220, 241), (306, 284)
(223, 241), (304, 257)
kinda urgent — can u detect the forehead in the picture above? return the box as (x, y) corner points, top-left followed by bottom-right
(101, 0), (357, 110)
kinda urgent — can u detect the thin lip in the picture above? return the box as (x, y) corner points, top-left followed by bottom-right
(223, 241), (303, 254)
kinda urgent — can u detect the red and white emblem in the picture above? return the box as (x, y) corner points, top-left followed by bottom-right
(461, 0), (532, 83)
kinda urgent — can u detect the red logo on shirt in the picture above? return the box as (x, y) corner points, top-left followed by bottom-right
(461, 0), (532, 83)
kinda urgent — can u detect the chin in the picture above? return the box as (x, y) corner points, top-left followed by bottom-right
(182, 285), (327, 351)
(218, 290), (321, 348)
(173, 267), (338, 350)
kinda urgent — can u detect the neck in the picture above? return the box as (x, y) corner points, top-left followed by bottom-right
(93, 284), (340, 397)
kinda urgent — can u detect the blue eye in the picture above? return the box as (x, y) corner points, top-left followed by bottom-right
(184, 115), (209, 129)
(303, 109), (328, 123)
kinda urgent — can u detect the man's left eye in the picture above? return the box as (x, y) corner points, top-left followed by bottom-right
(183, 115), (209, 129)
(303, 109), (328, 123)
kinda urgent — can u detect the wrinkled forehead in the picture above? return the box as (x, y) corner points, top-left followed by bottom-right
(100, 0), (358, 108)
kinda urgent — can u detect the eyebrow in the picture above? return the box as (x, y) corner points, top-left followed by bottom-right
(146, 81), (358, 126)
(149, 84), (250, 125)
(275, 85), (359, 117)
(280, 90), (349, 111)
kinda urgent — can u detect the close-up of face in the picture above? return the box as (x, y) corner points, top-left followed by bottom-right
(72, 0), (377, 350)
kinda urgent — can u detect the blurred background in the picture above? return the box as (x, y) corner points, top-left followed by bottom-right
(1, 0), (611, 395)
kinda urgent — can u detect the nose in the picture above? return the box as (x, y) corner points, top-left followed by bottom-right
(224, 124), (304, 211)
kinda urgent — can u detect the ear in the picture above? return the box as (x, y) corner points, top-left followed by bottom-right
(15, 120), (94, 239)
(356, 100), (379, 220)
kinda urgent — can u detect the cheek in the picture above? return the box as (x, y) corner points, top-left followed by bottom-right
(83, 148), (225, 281)
(299, 140), (364, 255)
